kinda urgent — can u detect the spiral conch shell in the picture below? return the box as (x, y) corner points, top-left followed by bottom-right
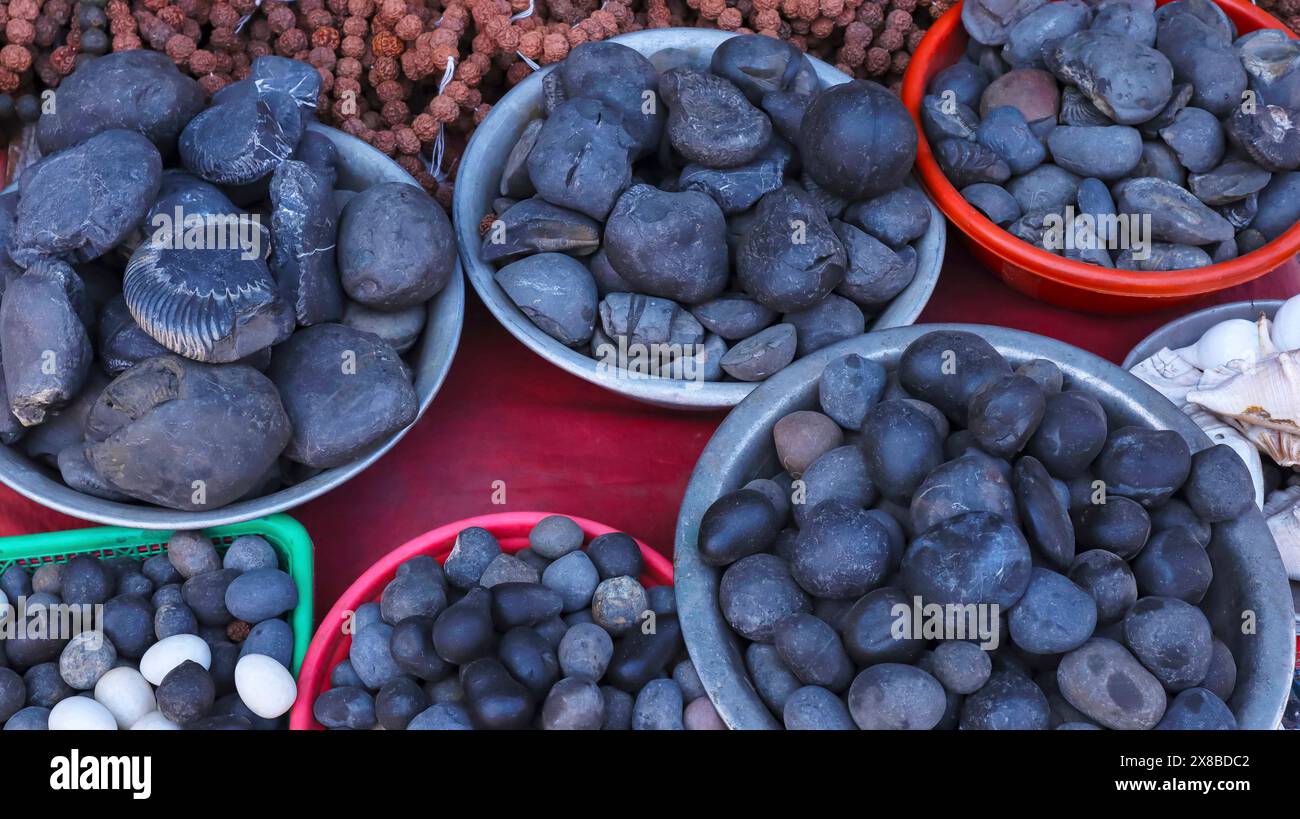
(1186, 349), (1300, 435)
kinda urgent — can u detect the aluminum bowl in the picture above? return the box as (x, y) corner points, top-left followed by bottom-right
(674, 324), (1294, 729)
(0, 122), (465, 529)
(1122, 300), (1286, 371)
(454, 28), (946, 411)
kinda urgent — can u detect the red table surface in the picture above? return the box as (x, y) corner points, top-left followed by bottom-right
(1, 240), (1297, 615)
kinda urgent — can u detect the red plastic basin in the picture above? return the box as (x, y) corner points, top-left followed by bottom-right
(902, 0), (1300, 314)
(289, 511), (673, 730)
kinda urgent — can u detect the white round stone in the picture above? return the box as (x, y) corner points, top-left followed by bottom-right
(130, 711), (181, 731)
(234, 653), (298, 719)
(49, 697), (117, 730)
(140, 634), (211, 686)
(94, 667), (157, 729)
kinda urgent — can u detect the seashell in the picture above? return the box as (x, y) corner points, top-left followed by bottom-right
(1235, 29), (1300, 110)
(1182, 404), (1264, 508)
(921, 94), (979, 143)
(1196, 360), (1243, 391)
(178, 91), (298, 186)
(1236, 421), (1300, 468)
(1226, 104), (1300, 173)
(1046, 30), (1174, 125)
(123, 242), (295, 364)
(935, 139), (1012, 188)
(1195, 317), (1265, 371)
(1129, 346), (1201, 404)
(1217, 194), (1258, 231)
(1059, 85), (1114, 127)
(1173, 343), (1201, 369)
(1187, 349), (1300, 435)
(1256, 315), (1280, 358)
(1263, 492), (1300, 580)
(1271, 294), (1300, 352)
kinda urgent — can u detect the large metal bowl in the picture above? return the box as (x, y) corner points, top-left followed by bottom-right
(674, 324), (1295, 729)
(1122, 300), (1285, 371)
(0, 122), (465, 529)
(453, 28), (946, 411)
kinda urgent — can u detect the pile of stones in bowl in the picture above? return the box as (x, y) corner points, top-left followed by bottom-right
(698, 329), (1249, 729)
(925, 0), (1300, 270)
(313, 515), (722, 730)
(0, 532), (300, 730)
(484, 35), (930, 383)
(0, 50), (457, 512)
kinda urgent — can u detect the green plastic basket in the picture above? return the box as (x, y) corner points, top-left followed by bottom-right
(0, 514), (314, 675)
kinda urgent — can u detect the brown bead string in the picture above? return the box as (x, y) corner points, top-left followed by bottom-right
(0, 0), (942, 195)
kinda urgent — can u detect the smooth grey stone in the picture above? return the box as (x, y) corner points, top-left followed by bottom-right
(495, 253), (598, 348)
(1116, 242), (1212, 270)
(1047, 125), (1142, 179)
(977, 106), (1047, 175)
(1254, 171), (1300, 240)
(1002, 0), (1092, 68)
(1008, 164), (1081, 212)
(1114, 177), (1234, 244)
(783, 294), (865, 358)
(720, 324), (797, 382)
(962, 182), (1022, 225)
(843, 187), (932, 248)
(1187, 160), (1271, 206)
(928, 60), (990, 110)
(1159, 107), (1224, 173)
(832, 221), (916, 308)
(480, 197), (600, 264)
(527, 98), (635, 220)
(1091, 0), (1157, 46)
(690, 293), (778, 341)
(603, 184), (728, 305)
(1134, 140), (1187, 187)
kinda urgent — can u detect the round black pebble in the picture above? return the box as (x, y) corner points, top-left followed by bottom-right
(698, 489), (781, 567)
(586, 532), (644, 580)
(1073, 495), (1151, 559)
(1182, 443), (1255, 522)
(1093, 426), (1192, 507)
(1131, 528), (1214, 604)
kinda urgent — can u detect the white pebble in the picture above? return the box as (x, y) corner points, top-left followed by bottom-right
(130, 711), (182, 730)
(140, 634), (211, 686)
(49, 697), (117, 730)
(94, 667), (157, 729)
(234, 654), (298, 719)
